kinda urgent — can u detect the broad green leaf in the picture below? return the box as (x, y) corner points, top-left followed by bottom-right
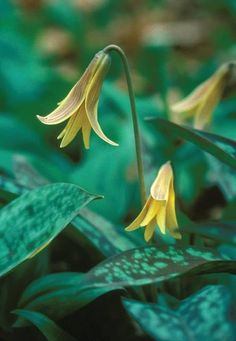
(13, 309), (77, 341)
(183, 221), (236, 246)
(16, 286), (120, 325)
(0, 183), (99, 277)
(123, 285), (235, 341)
(18, 272), (84, 307)
(148, 118), (236, 169)
(82, 245), (236, 288)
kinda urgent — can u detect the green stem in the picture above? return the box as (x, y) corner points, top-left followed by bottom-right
(103, 44), (146, 205)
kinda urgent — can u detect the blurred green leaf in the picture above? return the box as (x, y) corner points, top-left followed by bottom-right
(18, 272), (84, 307)
(73, 208), (144, 257)
(17, 285), (120, 325)
(0, 175), (26, 197)
(123, 285), (235, 341)
(0, 183), (99, 277)
(0, 31), (46, 103)
(13, 309), (77, 341)
(183, 221), (236, 246)
(149, 118), (236, 170)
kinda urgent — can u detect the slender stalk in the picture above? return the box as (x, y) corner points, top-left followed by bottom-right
(103, 44), (146, 205)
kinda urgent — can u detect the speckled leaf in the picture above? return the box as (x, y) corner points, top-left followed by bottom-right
(149, 118), (236, 169)
(0, 183), (99, 277)
(82, 245), (236, 288)
(13, 309), (77, 341)
(123, 285), (235, 341)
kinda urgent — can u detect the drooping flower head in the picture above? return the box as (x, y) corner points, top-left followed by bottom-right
(171, 62), (236, 129)
(125, 161), (181, 242)
(37, 50), (118, 149)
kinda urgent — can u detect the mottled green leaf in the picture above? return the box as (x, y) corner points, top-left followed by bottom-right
(13, 309), (77, 341)
(148, 118), (236, 169)
(82, 245), (236, 288)
(123, 285), (235, 341)
(0, 183), (99, 277)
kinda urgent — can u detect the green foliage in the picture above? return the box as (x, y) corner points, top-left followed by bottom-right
(150, 118), (236, 170)
(13, 309), (77, 341)
(0, 0), (236, 339)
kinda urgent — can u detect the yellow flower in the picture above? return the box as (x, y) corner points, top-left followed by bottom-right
(125, 161), (181, 242)
(171, 62), (235, 129)
(37, 51), (118, 149)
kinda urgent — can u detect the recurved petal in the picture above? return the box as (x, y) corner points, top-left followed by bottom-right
(151, 161), (173, 201)
(125, 197), (152, 232)
(59, 107), (84, 148)
(37, 51), (102, 125)
(85, 56), (118, 146)
(144, 219), (156, 242)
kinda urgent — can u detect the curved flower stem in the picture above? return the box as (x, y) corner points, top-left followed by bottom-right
(103, 44), (146, 205)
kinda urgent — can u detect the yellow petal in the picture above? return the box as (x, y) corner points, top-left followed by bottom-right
(151, 161), (173, 201)
(57, 127), (66, 140)
(171, 63), (231, 125)
(166, 178), (181, 239)
(125, 197), (152, 231)
(60, 108), (84, 148)
(85, 56), (118, 147)
(37, 52), (103, 125)
(194, 70), (226, 129)
(171, 78), (211, 115)
(140, 198), (160, 226)
(156, 202), (167, 234)
(82, 114), (92, 149)
(144, 219), (156, 242)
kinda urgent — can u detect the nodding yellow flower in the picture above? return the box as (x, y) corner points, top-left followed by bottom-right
(37, 51), (118, 149)
(125, 161), (181, 242)
(171, 62), (236, 130)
